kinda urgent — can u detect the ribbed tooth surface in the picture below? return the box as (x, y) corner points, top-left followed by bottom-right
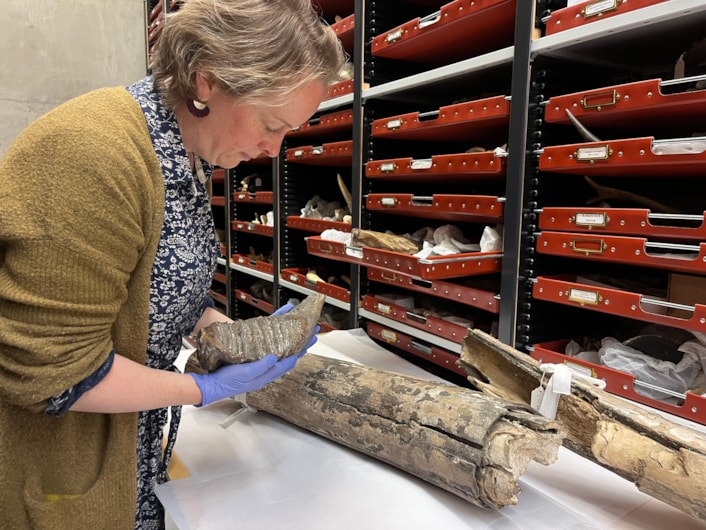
(195, 293), (325, 372)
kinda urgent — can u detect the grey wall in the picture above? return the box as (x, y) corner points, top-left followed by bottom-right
(0, 0), (146, 156)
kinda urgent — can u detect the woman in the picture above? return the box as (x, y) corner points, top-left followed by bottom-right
(0, 0), (347, 528)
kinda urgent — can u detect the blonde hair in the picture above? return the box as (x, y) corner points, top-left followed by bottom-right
(152, 0), (348, 109)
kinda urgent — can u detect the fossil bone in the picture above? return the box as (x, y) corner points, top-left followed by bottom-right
(306, 270), (327, 283)
(584, 176), (682, 214)
(193, 293), (325, 372)
(565, 108), (601, 142)
(351, 228), (422, 255)
(337, 173), (353, 213)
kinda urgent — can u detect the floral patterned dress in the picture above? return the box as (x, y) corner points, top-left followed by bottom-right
(47, 77), (220, 529)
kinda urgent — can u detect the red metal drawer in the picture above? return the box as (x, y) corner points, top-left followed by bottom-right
(539, 208), (706, 242)
(365, 151), (506, 182)
(539, 137), (706, 177)
(366, 322), (466, 376)
(281, 267), (350, 303)
(366, 193), (504, 223)
(235, 289), (274, 314)
(533, 274), (706, 333)
(232, 253), (274, 275)
(363, 294), (469, 344)
(531, 339), (706, 425)
(232, 220), (273, 238)
(211, 168), (226, 184)
(285, 140), (353, 166)
(325, 79), (354, 100)
(286, 216), (352, 233)
(545, 78), (706, 129)
(536, 231), (706, 274)
(232, 191), (274, 204)
(306, 236), (502, 280)
(371, 0), (516, 64)
(367, 268), (499, 313)
(545, 0), (668, 36)
(287, 109), (353, 139)
(371, 95), (510, 143)
(331, 13), (355, 53)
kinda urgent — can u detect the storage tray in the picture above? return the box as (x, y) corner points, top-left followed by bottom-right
(544, 0), (668, 36)
(281, 267), (350, 303)
(531, 339), (706, 425)
(325, 79), (354, 100)
(365, 151), (506, 181)
(367, 268), (500, 313)
(306, 236), (502, 280)
(544, 77), (706, 129)
(371, 95), (510, 142)
(538, 207), (706, 242)
(212, 271), (226, 287)
(371, 0), (516, 64)
(231, 253), (274, 275)
(286, 109), (353, 139)
(285, 140), (353, 166)
(211, 168), (225, 184)
(533, 274), (706, 333)
(536, 230), (706, 274)
(209, 290), (227, 306)
(232, 220), (274, 238)
(539, 137), (706, 177)
(286, 216), (352, 233)
(235, 289), (274, 314)
(363, 294), (469, 344)
(331, 13), (355, 53)
(366, 193), (504, 223)
(211, 196), (225, 207)
(366, 321), (466, 376)
(232, 191), (274, 204)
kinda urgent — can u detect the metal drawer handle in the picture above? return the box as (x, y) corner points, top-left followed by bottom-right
(574, 145), (613, 163)
(580, 89), (620, 110)
(583, 0), (620, 19)
(316, 242), (333, 254)
(570, 238), (607, 256)
(566, 288), (602, 306)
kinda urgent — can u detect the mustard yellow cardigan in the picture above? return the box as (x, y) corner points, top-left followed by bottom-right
(0, 87), (164, 529)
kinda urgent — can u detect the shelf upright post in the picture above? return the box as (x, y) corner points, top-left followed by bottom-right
(223, 168), (234, 318)
(271, 156), (282, 310)
(497, 0), (535, 347)
(347, 0), (366, 329)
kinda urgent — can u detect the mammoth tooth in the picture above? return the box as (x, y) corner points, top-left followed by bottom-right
(194, 293), (325, 372)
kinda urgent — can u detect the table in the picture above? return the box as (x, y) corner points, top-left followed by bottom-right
(157, 329), (706, 529)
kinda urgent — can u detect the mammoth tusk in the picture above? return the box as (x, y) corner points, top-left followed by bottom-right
(565, 109), (601, 143)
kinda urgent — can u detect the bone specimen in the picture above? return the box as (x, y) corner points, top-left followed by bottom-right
(351, 228), (422, 255)
(337, 173), (353, 213)
(584, 176), (682, 214)
(194, 293), (325, 372)
(565, 108), (601, 142)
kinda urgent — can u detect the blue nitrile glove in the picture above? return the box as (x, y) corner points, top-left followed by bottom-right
(189, 354), (299, 407)
(272, 302), (295, 316)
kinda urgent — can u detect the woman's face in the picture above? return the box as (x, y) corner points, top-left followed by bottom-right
(179, 77), (327, 169)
